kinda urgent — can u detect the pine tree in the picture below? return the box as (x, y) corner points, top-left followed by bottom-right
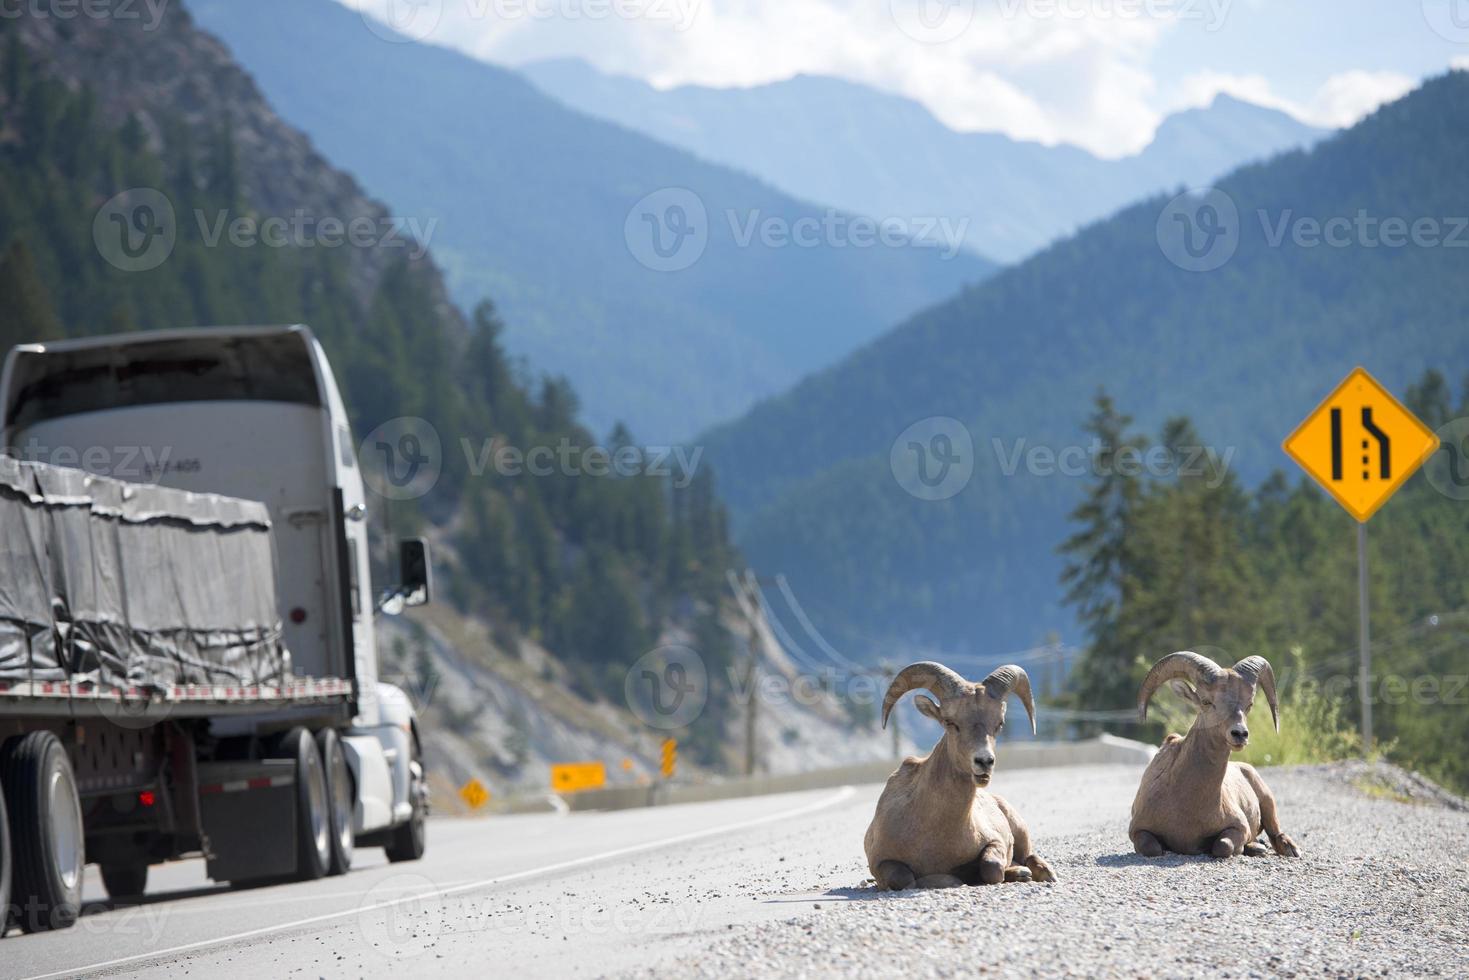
(0, 240), (63, 348)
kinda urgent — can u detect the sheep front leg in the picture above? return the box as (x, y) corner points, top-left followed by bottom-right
(998, 796), (1057, 882)
(1238, 763), (1300, 857)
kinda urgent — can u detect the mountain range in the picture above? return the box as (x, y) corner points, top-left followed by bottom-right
(523, 59), (1327, 264)
(189, 0), (993, 443)
(699, 71), (1469, 661)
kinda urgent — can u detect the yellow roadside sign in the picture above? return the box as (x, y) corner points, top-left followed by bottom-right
(551, 761), (606, 794)
(660, 738), (677, 780)
(1283, 367), (1439, 522)
(459, 778), (490, 811)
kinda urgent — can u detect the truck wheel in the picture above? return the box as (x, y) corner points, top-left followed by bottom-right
(275, 728), (330, 881)
(384, 747), (426, 863)
(0, 778), (11, 936)
(100, 863), (148, 901)
(1, 732), (84, 933)
(314, 729), (353, 876)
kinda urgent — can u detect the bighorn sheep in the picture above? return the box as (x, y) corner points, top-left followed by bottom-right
(864, 661), (1056, 889)
(1129, 651), (1301, 859)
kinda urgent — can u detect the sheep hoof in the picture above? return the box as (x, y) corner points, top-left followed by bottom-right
(1133, 831), (1164, 858)
(1003, 866), (1032, 883)
(1210, 837), (1236, 859)
(1242, 841), (1269, 857)
(1026, 856), (1057, 883)
(1271, 833), (1301, 858)
(875, 860), (916, 891)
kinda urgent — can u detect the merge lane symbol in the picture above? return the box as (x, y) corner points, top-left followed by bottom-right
(1284, 367), (1439, 523)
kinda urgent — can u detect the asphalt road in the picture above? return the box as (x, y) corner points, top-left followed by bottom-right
(2, 762), (1464, 978)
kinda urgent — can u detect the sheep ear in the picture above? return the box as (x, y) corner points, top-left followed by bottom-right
(914, 695), (942, 722)
(1169, 680), (1201, 706)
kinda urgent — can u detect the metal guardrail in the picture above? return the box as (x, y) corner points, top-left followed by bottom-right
(489, 735), (1157, 815)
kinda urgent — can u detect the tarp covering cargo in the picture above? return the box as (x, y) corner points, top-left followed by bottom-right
(0, 456), (285, 688)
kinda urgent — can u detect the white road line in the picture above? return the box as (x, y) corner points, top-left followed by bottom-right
(28, 785), (858, 980)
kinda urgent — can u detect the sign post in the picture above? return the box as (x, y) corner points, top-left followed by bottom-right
(1283, 367), (1439, 752)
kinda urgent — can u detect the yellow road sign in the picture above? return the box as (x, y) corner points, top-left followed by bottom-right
(1283, 367), (1439, 522)
(660, 738), (677, 780)
(551, 761), (606, 794)
(459, 778), (490, 811)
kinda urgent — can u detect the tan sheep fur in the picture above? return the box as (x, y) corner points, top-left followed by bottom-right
(1129, 651), (1302, 859)
(864, 661), (1056, 889)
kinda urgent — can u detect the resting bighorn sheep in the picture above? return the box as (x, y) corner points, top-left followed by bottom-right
(864, 661), (1056, 889)
(1130, 651), (1301, 859)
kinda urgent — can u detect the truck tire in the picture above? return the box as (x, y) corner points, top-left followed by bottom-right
(100, 863), (148, 901)
(0, 779), (11, 937)
(274, 728), (330, 881)
(1, 731), (84, 933)
(384, 745), (426, 863)
(314, 729), (353, 876)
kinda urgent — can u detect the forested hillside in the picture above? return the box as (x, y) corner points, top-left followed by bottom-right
(0, 14), (739, 763)
(1062, 380), (1469, 792)
(703, 71), (1469, 661)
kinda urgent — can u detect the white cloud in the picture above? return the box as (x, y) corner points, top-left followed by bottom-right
(343, 0), (1444, 157)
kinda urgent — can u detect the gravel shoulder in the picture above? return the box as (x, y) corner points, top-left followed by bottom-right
(635, 763), (1469, 979)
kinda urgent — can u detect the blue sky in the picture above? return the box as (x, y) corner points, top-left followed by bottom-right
(344, 0), (1468, 156)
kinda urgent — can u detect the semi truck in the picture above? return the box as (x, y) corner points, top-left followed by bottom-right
(0, 325), (430, 934)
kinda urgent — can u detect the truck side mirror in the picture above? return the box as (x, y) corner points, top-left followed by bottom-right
(400, 538), (432, 607)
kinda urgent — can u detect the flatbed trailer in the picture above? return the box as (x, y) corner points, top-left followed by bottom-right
(0, 326), (431, 934)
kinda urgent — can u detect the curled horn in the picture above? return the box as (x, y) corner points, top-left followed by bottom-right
(981, 664), (1037, 735)
(1137, 651), (1223, 721)
(881, 661), (969, 729)
(1233, 655), (1280, 732)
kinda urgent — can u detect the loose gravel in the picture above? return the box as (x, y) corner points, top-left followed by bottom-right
(632, 763), (1469, 979)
